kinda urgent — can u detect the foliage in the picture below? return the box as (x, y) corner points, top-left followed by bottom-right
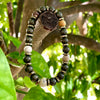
(0, 48), (17, 100)
(0, 0), (100, 100)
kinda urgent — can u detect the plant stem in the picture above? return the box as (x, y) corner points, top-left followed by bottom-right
(16, 89), (28, 94)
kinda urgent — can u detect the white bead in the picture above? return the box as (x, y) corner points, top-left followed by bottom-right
(39, 78), (47, 87)
(24, 46), (32, 54)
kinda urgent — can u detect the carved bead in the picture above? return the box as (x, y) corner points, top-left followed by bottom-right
(49, 6), (55, 12)
(23, 55), (31, 63)
(63, 46), (70, 53)
(61, 63), (69, 71)
(39, 78), (47, 87)
(56, 12), (63, 18)
(60, 28), (67, 35)
(40, 6), (46, 12)
(30, 74), (39, 82)
(62, 55), (70, 63)
(33, 11), (39, 19)
(26, 36), (33, 43)
(25, 65), (33, 73)
(57, 72), (64, 80)
(28, 18), (36, 26)
(61, 37), (68, 44)
(50, 78), (56, 86)
(24, 46), (32, 54)
(58, 20), (66, 27)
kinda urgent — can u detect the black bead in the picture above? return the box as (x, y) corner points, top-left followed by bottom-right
(63, 46), (70, 53)
(30, 74), (39, 82)
(26, 27), (34, 34)
(26, 36), (33, 43)
(62, 37), (68, 44)
(49, 6), (55, 12)
(23, 55), (31, 63)
(56, 12), (63, 18)
(28, 18), (36, 26)
(61, 63), (69, 71)
(50, 78), (56, 86)
(25, 65), (33, 73)
(57, 72), (64, 80)
(40, 6), (46, 12)
(60, 28), (67, 35)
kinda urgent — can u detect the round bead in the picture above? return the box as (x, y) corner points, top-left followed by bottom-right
(56, 12), (63, 18)
(26, 36), (33, 43)
(61, 63), (69, 71)
(33, 11), (39, 19)
(24, 46), (32, 54)
(50, 78), (56, 86)
(40, 6), (46, 12)
(23, 55), (31, 63)
(62, 55), (70, 63)
(49, 6), (55, 12)
(39, 78), (47, 87)
(58, 20), (66, 27)
(62, 37), (68, 44)
(57, 72), (64, 80)
(26, 27), (34, 34)
(63, 46), (70, 53)
(30, 74), (39, 82)
(28, 18), (36, 25)
(25, 65), (33, 73)
(60, 28), (67, 35)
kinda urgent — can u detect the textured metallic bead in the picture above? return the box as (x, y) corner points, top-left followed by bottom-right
(25, 43), (32, 46)
(39, 78), (47, 87)
(26, 34), (33, 37)
(24, 46), (32, 54)
(55, 77), (60, 82)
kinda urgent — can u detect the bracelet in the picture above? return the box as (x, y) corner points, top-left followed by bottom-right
(23, 6), (70, 87)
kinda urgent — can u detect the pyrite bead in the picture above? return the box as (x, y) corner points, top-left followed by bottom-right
(61, 63), (69, 71)
(60, 28), (67, 35)
(57, 72), (64, 80)
(23, 55), (31, 63)
(26, 36), (33, 43)
(62, 37), (68, 44)
(63, 46), (70, 53)
(25, 65), (33, 73)
(30, 74), (39, 82)
(50, 78), (56, 86)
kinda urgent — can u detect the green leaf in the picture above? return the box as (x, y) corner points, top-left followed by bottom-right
(0, 48), (17, 100)
(88, 52), (97, 76)
(9, 36), (21, 48)
(31, 50), (50, 78)
(3, 33), (21, 48)
(24, 76), (36, 88)
(23, 86), (57, 100)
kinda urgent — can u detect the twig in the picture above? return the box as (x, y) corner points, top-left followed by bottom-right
(7, 2), (15, 36)
(38, 30), (100, 53)
(15, 0), (24, 38)
(0, 32), (8, 54)
(16, 89), (27, 94)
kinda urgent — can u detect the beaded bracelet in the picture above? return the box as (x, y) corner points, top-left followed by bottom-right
(23, 6), (70, 87)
